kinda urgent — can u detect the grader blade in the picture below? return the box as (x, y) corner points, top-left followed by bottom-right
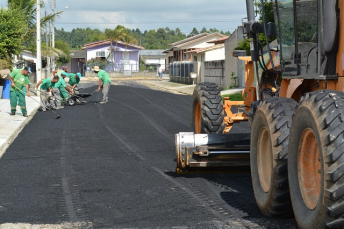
(175, 132), (250, 174)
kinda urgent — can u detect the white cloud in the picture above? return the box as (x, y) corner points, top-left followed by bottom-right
(0, 0), (249, 34)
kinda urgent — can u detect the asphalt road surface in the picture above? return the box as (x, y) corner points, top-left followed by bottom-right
(0, 81), (298, 228)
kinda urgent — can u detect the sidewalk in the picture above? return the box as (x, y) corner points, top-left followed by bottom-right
(82, 76), (243, 96)
(0, 96), (40, 158)
(138, 76), (244, 96)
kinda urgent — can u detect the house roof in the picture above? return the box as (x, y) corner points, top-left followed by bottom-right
(207, 36), (229, 44)
(82, 39), (144, 50)
(169, 33), (209, 47)
(184, 44), (225, 54)
(163, 48), (173, 53)
(172, 33), (227, 49)
(139, 50), (166, 56)
(70, 50), (86, 58)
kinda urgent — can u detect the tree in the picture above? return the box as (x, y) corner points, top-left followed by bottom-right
(0, 7), (27, 60)
(255, 0), (275, 47)
(255, 0), (274, 24)
(188, 27), (199, 37)
(223, 31), (231, 36)
(123, 34), (138, 64)
(175, 28), (183, 36)
(209, 28), (219, 33)
(8, 0), (62, 49)
(105, 25), (127, 69)
(235, 0), (275, 53)
(55, 40), (70, 66)
(200, 27), (208, 33)
(142, 29), (158, 49)
(87, 29), (104, 44)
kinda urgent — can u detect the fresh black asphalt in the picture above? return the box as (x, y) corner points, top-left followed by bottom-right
(0, 81), (298, 228)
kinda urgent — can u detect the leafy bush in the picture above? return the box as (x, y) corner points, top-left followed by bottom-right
(0, 7), (27, 59)
(83, 57), (109, 70)
(234, 39), (250, 56)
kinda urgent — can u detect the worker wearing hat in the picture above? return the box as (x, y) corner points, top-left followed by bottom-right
(8, 66), (31, 117)
(93, 66), (111, 104)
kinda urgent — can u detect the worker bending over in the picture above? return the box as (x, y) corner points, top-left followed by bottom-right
(36, 76), (59, 111)
(65, 72), (82, 94)
(51, 70), (72, 109)
(93, 66), (111, 104)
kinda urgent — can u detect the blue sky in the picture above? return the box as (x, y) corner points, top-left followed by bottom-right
(0, 0), (248, 34)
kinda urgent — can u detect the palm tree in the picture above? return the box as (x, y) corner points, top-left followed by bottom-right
(122, 34), (138, 72)
(40, 45), (66, 59)
(105, 25), (127, 71)
(8, 0), (62, 51)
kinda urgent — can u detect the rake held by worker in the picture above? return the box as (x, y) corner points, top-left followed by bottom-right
(15, 86), (61, 119)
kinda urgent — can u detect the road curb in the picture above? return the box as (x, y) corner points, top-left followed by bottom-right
(220, 88), (244, 96)
(0, 107), (39, 159)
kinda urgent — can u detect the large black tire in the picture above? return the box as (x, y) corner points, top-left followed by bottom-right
(288, 90), (344, 229)
(191, 83), (225, 134)
(250, 97), (297, 217)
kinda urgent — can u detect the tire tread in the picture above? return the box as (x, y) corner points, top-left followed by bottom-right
(192, 83), (226, 133)
(252, 97), (298, 217)
(291, 90), (344, 227)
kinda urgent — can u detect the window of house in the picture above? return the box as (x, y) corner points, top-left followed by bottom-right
(96, 51), (106, 57)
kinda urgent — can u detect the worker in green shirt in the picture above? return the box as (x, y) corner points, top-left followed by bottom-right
(93, 66), (111, 104)
(8, 67), (31, 117)
(66, 72), (82, 93)
(36, 76), (59, 111)
(50, 71), (72, 109)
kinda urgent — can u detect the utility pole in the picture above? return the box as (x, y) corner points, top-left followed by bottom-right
(52, 0), (55, 70)
(49, 21), (52, 47)
(46, 10), (50, 79)
(36, 0), (42, 84)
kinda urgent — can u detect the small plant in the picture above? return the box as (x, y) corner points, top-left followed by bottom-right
(139, 64), (146, 71)
(223, 72), (239, 90)
(222, 93), (243, 102)
(234, 39), (250, 56)
(230, 72), (238, 88)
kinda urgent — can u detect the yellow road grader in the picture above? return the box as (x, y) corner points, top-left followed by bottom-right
(175, 0), (344, 228)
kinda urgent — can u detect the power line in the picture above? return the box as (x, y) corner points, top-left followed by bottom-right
(46, 0), (53, 12)
(55, 20), (241, 25)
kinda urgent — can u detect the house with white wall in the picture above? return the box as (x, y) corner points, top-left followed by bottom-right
(174, 27), (246, 88)
(186, 43), (226, 85)
(139, 50), (171, 68)
(164, 33), (227, 63)
(82, 40), (144, 72)
(224, 26), (245, 88)
(166, 33), (227, 83)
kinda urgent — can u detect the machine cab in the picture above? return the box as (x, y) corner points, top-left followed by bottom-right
(274, 0), (338, 78)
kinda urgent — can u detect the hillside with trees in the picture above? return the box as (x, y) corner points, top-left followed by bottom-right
(51, 27), (232, 50)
